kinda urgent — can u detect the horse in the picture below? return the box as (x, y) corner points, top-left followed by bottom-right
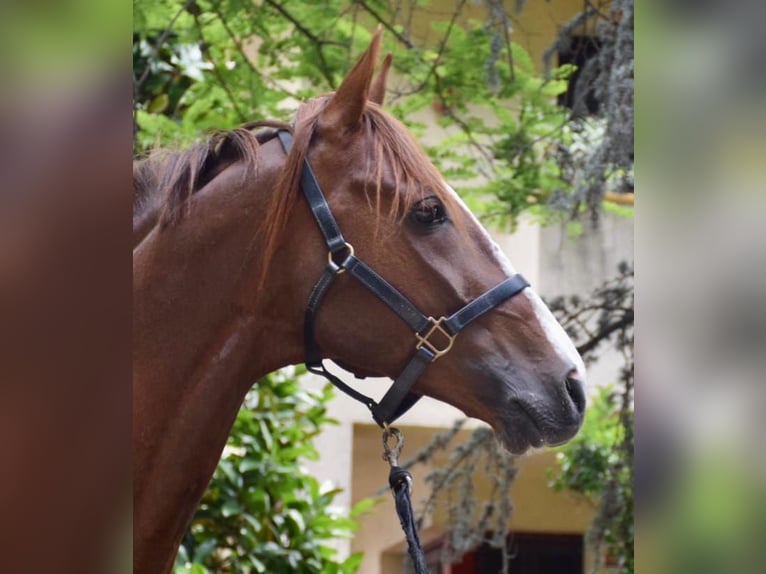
(133, 29), (586, 574)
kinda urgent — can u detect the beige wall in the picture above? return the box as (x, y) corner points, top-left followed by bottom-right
(404, 0), (587, 72)
(349, 425), (597, 574)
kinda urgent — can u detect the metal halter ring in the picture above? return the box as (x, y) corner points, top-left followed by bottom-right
(382, 425), (404, 468)
(328, 242), (355, 274)
(415, 316), (456, 360)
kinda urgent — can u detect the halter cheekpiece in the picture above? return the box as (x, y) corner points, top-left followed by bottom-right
(277, 130), (529, 427)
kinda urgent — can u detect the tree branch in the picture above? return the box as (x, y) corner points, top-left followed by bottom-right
(192, 11), (247, 123)
(576, 309), (633, 357)
(263, 0), (339, 88)
(210, 1), (301, 104)
(134, 0), (197, 94)
(355, 0), (415, 49)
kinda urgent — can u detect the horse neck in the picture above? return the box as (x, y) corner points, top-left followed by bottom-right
(132, 136), (306, 574)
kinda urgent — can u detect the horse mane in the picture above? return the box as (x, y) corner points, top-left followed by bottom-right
(134, 99), (461, 281)
(132, 121), (289, 228)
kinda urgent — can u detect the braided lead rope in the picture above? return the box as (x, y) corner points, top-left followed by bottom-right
(382, 427), (430, 574)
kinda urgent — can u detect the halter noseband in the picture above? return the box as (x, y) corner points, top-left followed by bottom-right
(278, 130), (529, 427)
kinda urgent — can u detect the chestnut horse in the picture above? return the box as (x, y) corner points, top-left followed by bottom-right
(133, 31), (586, 574)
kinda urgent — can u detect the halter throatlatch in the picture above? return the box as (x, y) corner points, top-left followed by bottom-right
(277, 130), (530, 426)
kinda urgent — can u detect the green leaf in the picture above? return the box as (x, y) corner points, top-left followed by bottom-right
(258, 418), (274, 451)
(340, 552), (364, 574)
(191, 538), (217, 564)
(286, 508), (306, 533)
(239, 457), (260, 473)
(350, 497), (380, 518)
(220, 499), (242, 517)
(148, 93), (169, 113)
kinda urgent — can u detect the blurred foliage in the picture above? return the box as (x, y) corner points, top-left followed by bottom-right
(174, 368), (367, 573)
(1, 0), (128, 77)
(548, 386), (634, 574)
(133, 0), (632, 227)
(651, 456), (766, 574)
(548, 264), (634, 574)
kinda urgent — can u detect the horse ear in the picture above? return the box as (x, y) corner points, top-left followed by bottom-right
(320, 26), (382, 131)
(370, 53), (393, 105)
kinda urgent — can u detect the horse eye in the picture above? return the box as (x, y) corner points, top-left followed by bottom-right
(412, 196), (448, 226)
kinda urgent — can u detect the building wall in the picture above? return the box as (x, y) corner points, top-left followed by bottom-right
(404, 0), (586, 72)
(350, 425), (597, 574)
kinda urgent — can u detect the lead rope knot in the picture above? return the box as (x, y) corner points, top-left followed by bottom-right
(381, 426), (429, 574)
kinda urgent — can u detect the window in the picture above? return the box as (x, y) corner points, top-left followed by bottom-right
(506, 533), (583, 573)
(558, 35), (602, 116)
(429, 532), (583, 574)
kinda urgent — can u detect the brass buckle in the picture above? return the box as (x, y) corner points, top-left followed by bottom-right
(328, 242), (354, 274)
(415, 316), (456, 360)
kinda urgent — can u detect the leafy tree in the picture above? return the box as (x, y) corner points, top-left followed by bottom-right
(133, 0), (633, 227)
(544, 0), (634, 223)
(174, 368), (367, 573)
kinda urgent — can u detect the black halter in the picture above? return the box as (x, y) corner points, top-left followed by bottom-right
(277, 130), (529, 427)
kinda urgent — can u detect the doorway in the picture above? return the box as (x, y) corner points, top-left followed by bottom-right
(432, 532), (583, 574)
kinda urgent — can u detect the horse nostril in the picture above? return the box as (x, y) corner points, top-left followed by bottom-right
(564, 373), (587, 415)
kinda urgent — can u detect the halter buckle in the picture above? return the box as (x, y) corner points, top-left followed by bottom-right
(328, 242), (355, 274)
(415, 316), (456, 360)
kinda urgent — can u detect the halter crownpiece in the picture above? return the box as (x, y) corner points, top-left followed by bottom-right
(277, 130), (529, 426)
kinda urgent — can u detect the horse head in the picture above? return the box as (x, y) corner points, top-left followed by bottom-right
(267, 30), (586, 453)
